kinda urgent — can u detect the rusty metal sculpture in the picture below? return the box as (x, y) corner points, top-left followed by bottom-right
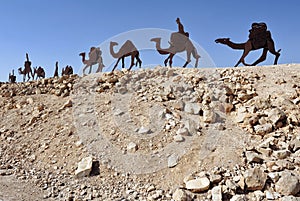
(79, 47), (105, 74)
(151, 17), (200, 68)
(18, 53), (33, 82)
(61, 65), (73, 76)
(109, 40), (142, 71)
(33, 66), (45, 80)
(8, 70), (16, 83)
(215, 22), (281, 67)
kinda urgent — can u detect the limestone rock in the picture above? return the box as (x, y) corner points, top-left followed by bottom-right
(254, 123), (273, 135)
(275, 171), (300, 196)
(245, 151), (264, 163)
(230, 195), (247, 201)
(138, 127), (150, 134)
(268, 108), (286, 125)
(176, 127), (189, 136)
(184, 102), (201, 115)
(173, 135), (184, 142)
(172, 188), (191, 201)
(273, 149), (290, 159)
(168, 153), (178, 168)
(211, 185), (222, 201)
(185, 177), (210, 193)
(203, 109), (217, 123)
(244, 167), (267, 191)
(280, 196), (300, 201)
(75, 156), (93, 178)
(127, 142), (138, 153)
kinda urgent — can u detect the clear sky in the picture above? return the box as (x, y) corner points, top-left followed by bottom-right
(0, 0), (299, 82)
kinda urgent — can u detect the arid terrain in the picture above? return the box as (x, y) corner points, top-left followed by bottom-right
(0, 64), (299, 201)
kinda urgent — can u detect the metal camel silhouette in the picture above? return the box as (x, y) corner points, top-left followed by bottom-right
(151, 18), (200, 68)
(215, 22), (281, 67)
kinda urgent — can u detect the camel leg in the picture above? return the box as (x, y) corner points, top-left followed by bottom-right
(267, 39), (281, 65)
(128, 54), (135, 71)
(135, 53), (142, 68)
(183, 51), (192, 68)
(168, 53), (175, 67)
(251, 48), (268, 66)
(112, 58), (121, 71)
(82, 64), (89, 75)
(235, 42), (252, 67)
(164, 55), (171, 67)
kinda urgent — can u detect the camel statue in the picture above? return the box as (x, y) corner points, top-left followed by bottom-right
(79, 47), (105, 75)
(53, 61), (59, 77)
(215, 23), (281, 67)
(8, 70), (16, 83)
(61, 65), (73, 76)
(33, 66), (45, 79)
(109, 40), (142, 71)
(18, 53), (33, 82)
(151, 33), (200, 67)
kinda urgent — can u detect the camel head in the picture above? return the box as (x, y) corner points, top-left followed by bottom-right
(79, 52), (85, 57)
(110, 41), (118, 47)
(215, 38), (231, 44)
(150, 38), (161, 43)
(18, 67), (23, 75)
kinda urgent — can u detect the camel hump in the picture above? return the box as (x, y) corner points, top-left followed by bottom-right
(249, 22), (269, 48)
(170, 32), (188, 46)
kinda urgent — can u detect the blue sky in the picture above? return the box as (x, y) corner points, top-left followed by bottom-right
(0, 0), (299, 82)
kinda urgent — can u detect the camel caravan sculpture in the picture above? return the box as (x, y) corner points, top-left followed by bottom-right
(7, 19), (282, 82)
(79, 47), (105, 75)
(151, 18), (200, 68)
(215, 22), (281, 67)
(110, 40), (142, 71)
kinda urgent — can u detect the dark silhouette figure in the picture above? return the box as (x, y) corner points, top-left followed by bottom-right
(176, 17), (189, 37)
(61, 65), (73, 76)
(215, 22), (281, 67)
(54, 61), (59, 77)
(33, 66), (45, 79)
(151, 18), (200, 67)
(18, 53), (33, 82)
(8, 70), (16, 83)
(109, 40), (142, 71)
(79, 47), (105, 74)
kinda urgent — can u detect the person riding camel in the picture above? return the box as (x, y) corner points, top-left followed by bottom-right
(176, 17), (189, 37)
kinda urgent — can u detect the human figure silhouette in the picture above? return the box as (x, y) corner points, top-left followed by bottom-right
(176, 18), (189, 37)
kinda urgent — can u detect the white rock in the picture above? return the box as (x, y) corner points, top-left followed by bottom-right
(138, 127), (150, 134)
(275, 171), (300, 196)
(184, 102), (201, 115)
(266, 190), (275, 200)
(211, 185), (222, 201)
(244, 167), (267, 191)
(185, 177), (210, 193)
(127, 142), (138, 153)
(172, 188), (191, 201)
(176, 127), (189, 136)
(174, 135), (184, 142)
(254, 123), (273, 135)
(203, 109), (217, 123)
(75, 156), (93, 178)
(168, 153), (178, 168)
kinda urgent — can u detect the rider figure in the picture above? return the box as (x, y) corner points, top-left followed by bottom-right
(176, 17), (189, 37)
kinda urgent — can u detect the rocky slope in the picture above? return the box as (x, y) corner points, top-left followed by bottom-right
(0, 64), (299, 201)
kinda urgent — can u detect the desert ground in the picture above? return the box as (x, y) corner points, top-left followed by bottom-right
(0, 64), (299, 201)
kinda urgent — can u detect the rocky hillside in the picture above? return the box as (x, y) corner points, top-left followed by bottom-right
(0, 64), (299, 201)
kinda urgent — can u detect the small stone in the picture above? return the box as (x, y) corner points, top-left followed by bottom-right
(273, 149), (290, 159)
(184, 102), (201, 115)
(63, 99), (72, 108)
(280, 196), (300, 201)
(173, 135), (184, 142)
(127, 142), (138, 153)
(230, 195), (247, 201)
(244, 167), (267, 191)
(75, 156), (93, 178)
(203, 109), (217, 123)
(275, 171), (300, 196)
(176, 127), (189, 136)
(168, 153), (178, 168)
(211, 186), (222, 201)
(185, 177), (210, 193)
(138, 127), (150, 134)
(245, 151), (264, 163)
(268, 108), (286, 125)
(266, 190), (275, 200)
(172, 188), (191, 201)
(254, 123), (273, 135)
(209, 174), (222, 184)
